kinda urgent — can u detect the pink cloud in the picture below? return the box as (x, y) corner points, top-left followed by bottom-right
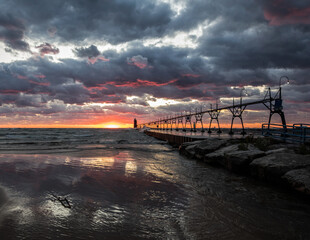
(88, 56), (110, 64)
(86, 85), (109, 94)
(29, 80), (50, 86)
(264, 1), (310, 25)
(16, 74), (28, 80)
(136, 78), (178, 86)
(106, 78), (178, 88)
(35, 43), (59, 56)
(87, 85), (108, 91)
(127, 55), (148, 69)
(34, 74), (46, 79)
(0, 89), (27, 94)
(181, 73), (200, 78)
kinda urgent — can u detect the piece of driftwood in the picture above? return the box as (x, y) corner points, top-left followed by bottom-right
(50, 193), (72, 208)
(57, 196), (71, 208)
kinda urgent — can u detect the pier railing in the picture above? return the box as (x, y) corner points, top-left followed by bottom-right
(262, 123), (310, 144)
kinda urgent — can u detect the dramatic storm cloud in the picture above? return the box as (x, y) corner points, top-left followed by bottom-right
(0, 13), (30, 51)
(0, 0), (309, 127)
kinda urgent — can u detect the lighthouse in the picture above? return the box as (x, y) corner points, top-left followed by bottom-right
(134, 118), (137, 128)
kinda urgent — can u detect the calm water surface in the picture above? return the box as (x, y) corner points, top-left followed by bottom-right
(0, 129), (309, 239)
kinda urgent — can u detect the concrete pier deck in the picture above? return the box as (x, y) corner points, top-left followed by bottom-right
(145, 128), (261, 146)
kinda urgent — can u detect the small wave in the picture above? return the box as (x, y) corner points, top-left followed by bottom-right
(0, 129), (167, 153)
(117, 140), (129, 144)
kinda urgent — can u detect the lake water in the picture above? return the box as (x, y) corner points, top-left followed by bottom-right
(0, 128), (309, 239)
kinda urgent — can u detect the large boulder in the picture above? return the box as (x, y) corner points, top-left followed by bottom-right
(194, 139), (227, 160)
(250, 153), (310, 183)
(179, 138), (227, 160)
(179, 140), (203, 157)
(205, 144), (239, 164)
(282, 168), (310, 195)
(205, 144), (265, 172)
(182, 144), (197, 159)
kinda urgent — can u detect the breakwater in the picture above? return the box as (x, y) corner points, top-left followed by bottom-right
(144, 130), (310, 197)
(145, 130), (197, 145)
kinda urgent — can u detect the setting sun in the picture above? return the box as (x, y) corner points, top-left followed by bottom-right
(104, 124), (120, 128)
(100, 122), (132, 128)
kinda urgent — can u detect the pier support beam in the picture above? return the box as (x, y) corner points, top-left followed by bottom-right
(171, 117), (176, 131)
(166, 117), (172, 131)
(263, 84), (287, 133)
(176, 116), (183, 131)
(208, 104), (222, 134)
(228, 98), (247, 135)
(184, 113), (192, 132)
(194, 107), (205, 132)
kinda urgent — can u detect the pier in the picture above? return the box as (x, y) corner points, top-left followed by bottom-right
(137, 77), (310, 144)
(138, 84), (286, 134)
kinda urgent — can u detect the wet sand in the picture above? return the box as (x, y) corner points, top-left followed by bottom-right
(0, 132), (309, 239)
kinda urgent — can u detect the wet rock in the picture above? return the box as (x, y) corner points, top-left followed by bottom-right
(179, 139), (227, 160)
(179, 140), (203, 157)
(265, 148), (288, 155)
(194, 139), (227, 160)
(250, 153), (310, 183)
(205, 144), (265, 172)
(183, 144), (197, 159)
(204, 144), (239, 164)
(282, 168), (310, 195)
(180, 140), (203, 148)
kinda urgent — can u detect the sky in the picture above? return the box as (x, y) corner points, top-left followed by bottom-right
(0, 0), (309, 128)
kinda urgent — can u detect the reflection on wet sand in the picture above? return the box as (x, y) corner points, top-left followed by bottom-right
(0, 146), (309, 239)
(0, 150), (185, 239)
(80, 156), (115, 168)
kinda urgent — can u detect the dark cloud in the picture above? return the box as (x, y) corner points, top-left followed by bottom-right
(198, 23), (310, 70)
(36, 42), (59, 56)
(14, 93), (45, 107)
(0, 13), (29, 51)
(1, 42), (309, 110)
(261, 0), (310, 25)
(1, 0), (173, 44)
(172, 0), (264, 33)
(125, 96), (149, 106)
(0, 46), (218, 109)
(187, 0), (310, 72)
(74, 45), (100, 58)
(104, 104), (147, 115)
